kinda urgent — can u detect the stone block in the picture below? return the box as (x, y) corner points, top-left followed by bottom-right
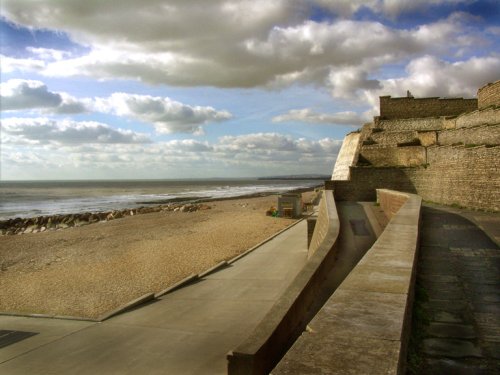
(418, 131), (437, 146)
(360, 146), (426, 167)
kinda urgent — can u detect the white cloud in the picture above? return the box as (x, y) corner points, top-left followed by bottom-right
(314, 0), (473, 18)
(216, 133), (342, 155)
(93, 93), (232, 134)
(0, 80), (230, 133)
(1, 1), (489, 91)
(1, 117), (151, 145)
(1, 132), (343, 179)
(272, 108), (369, 125)
(0, 55), (46, 73)
(25, 47), (72, 61)
(361, 55), (500, 110)
(0, 79), (87, 114)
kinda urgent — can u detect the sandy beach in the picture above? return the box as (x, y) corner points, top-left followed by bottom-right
(0, 194), (311, 319)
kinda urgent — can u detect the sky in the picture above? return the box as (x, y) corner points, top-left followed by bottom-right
(1, 0), (499, 180)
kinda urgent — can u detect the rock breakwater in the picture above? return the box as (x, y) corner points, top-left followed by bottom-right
(0, 203), (211, 236)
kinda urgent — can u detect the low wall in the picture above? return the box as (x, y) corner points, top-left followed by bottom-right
(379, 95), (477, 119)
(273, 190), (422, 375)
(455, 106), (500, 129)
(360, 146), (426, 167)
(478, 80), (500, 109)
(375, 117), (444, 131)
(227, 190), (340, 375)
(330, 144), (500, 211)
(377, 189), (409, 219)
(438, 124), (500, 146)
(370, 130), (417, 146)
(327, 167), (417, 202)
(307, 191), (330, 257)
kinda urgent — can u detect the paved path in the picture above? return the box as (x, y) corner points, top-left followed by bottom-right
(408, 203), (500, 374)
(0, 220), (309, 375)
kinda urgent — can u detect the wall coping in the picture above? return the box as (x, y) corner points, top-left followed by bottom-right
(227, 190), (340, 375)
(272, 190), (422, 375)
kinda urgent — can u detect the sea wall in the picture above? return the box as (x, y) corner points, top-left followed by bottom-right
(438, 124), (500, 146)
(329, 144), (500, 211)
(379, 96), (478, 119)
(370, 130), (417, 146)
(308, 191), (330, 257)
(375, 117), (444, 131)
(273, 190), (422, 375)
(455, 106), (500, 128)
(227, 190), (340, 375)
(478, 80), (500, 109)
(360, 145), (426, 167)
(331, 132), (361, 180)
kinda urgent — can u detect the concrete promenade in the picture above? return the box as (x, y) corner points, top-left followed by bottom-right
(409, 203), (500, 374)
(0, 220), (310, 375)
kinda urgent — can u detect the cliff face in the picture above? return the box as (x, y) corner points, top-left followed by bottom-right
(329, 81), (500, 212)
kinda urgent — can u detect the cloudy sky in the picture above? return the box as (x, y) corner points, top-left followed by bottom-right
(1, 0), (499, 180)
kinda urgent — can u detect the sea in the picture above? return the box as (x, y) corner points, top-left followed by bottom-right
(0, 179), (323, 220)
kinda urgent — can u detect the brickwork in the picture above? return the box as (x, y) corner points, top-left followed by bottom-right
(326, 168), (417, 201)
(376, 117), (444, 131)
(418, 131), (437, 146)
(331, 85), (498, 211)
(370, 130), (418, 145)
(380, 96), (477, 119)
(438, 124), (500, 146)
(417, 145), (500, 211)
(330, 145), (499, 211)
(478, 80), (500, 109)
(360, 145), (426, 167)
(455, 107), (500, 128)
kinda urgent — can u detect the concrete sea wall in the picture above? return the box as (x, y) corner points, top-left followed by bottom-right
(227, 190), (340, 375)
(273, 190), (422, 375)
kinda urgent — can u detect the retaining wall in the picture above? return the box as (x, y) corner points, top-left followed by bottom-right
(331, 132), (361, 180)
(455, 107), (500, 129)
(330, 144), (500, 211)
(360, 146), (426, 167)
(273, 190), (422, 375)
(478, 80), (500, 109)
(227, 190), (340, 375)
(307, 192), (330, 258)
(375, 117), (444, 131)
(370, 130), (418, 146)
(438, 124), (500, 146)
(380, 96), (477, 119)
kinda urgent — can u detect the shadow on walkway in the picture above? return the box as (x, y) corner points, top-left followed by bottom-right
(407, 205), (500, 374)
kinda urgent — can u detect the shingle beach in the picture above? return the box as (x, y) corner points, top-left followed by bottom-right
(0, 195), (304, 319)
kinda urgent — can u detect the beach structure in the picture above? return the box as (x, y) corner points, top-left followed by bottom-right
(229, 80), (500, 374)
(328, 80), (500, 212)
(0, 82), (498, 375)
(277, 193), (302, 218)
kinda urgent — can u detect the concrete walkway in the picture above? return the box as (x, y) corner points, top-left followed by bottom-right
(408, 203), (500, 374)
(0, 220), (309, 375)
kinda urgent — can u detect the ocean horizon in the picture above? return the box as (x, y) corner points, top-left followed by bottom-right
(0, 178), (323, 220)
